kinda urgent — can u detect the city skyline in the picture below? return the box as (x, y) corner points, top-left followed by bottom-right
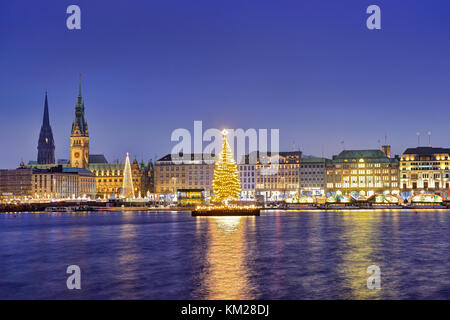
(1, 0), (450, 168)
(2, 1), (450, 303)
(1, 77), (447, 168)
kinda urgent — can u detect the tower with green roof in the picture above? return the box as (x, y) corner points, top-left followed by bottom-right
(70, 74), (90, 169)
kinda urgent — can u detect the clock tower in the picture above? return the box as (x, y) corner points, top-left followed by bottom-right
(70, 75), (89, 169)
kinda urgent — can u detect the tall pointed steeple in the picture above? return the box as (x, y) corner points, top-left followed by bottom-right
(77, 75), (83, 106)
(72, 73), (88, 136)
(70, 74), (90, 169)
(43, 91), (50, 126)
(37, 91), (55, 164)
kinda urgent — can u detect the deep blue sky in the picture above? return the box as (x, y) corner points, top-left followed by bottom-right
(1, 0), (449, 168)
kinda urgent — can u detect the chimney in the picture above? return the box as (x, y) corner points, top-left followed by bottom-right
(381, 145), (391, 158)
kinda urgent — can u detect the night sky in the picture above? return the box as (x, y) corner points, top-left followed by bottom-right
(1, 0), (449, 168)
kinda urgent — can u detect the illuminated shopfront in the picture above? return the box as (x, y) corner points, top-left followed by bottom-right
(411, 193), (443, 204)
(325, 148), (400, 197)
(400, 147), (450, 196)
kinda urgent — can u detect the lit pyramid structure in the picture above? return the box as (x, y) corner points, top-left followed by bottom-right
(120, 153), (135, 199)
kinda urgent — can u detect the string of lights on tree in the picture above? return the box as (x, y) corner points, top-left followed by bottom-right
(211, 129), (242, 203)
(120, 152), (135, 199)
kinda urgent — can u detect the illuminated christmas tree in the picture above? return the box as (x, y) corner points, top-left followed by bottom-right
(212, 129), (241, 203)
(120, 152), (135, 199)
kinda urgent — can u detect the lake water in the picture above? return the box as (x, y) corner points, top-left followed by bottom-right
(1, 209), (450, 299)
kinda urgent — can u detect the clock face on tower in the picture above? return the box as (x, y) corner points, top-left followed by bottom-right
(75, 152), (80, 158)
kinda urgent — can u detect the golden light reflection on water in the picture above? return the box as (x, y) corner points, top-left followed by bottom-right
(115, 213), (141, 298)
(196, 216), (254, 299)
(337, 210), (382, 299)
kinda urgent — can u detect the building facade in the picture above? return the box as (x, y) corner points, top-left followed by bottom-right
(300, 157), (327, 196)
(32, 166), (96, 199)
(0, 166), (33, 200)
(154, 153), (215, 195)
(89, 155), (152, 198)
(325, 148), (400, 197)
(255, 151), (301, 201)
(0, 164), (96, 200)
(37, 91), (55, 164)
(238, 155), (256, 200)
(400, 147), (450, 195)
(70, 79), (90, 169)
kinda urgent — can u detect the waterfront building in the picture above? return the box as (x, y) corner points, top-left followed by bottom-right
(27, 155), (152, 199)
(400, 147), (450, 195)
(0, 163), (96, 200)
(325, 147), (400, 197)
(4, 76), (156, 201)
(70, 78), (90, 169)
(238, 155), (256, 200)
(0, 164), (33, 200)
(300, 157), (327, 196)
(37, 92), (55, 164)
(255, 151), (301, 201)
(32, 166), (96, 199)
(88, 155), (151, 199)
(154, 153), (215, 196)
(146, 161), (155, 194)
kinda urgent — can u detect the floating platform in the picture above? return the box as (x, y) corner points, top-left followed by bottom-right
(192, 208), (260, 216)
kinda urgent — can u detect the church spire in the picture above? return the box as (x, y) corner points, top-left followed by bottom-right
(37, 91), (55, 164)
(43, 90), (50, 126)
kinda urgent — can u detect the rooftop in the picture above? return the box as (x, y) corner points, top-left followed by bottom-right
(331, 149), (397, 163)
(89, 154), (108, 164)
(31, 165), (94, 176)
(88, 163), (124, 170)
(301, 157), (328, 163)
(402, 147), (450, 156)
(157, 153), (217, 162)
(335, 149), (387, 159)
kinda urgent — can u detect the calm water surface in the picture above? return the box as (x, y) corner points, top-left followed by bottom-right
(1, 210), (450, 299)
